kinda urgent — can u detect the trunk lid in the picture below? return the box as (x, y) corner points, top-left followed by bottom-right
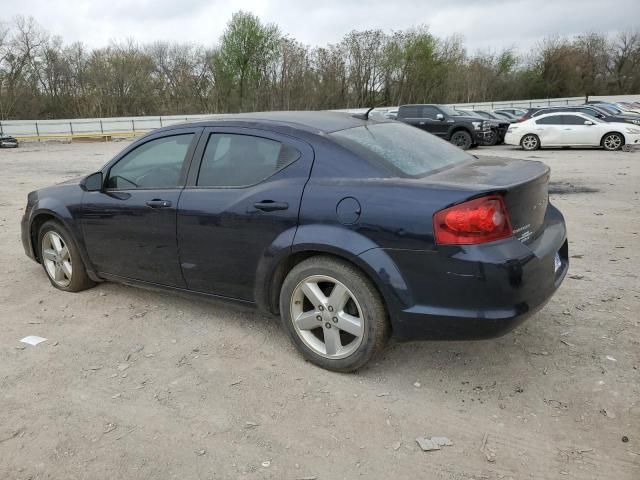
(425, 156), (550, 244)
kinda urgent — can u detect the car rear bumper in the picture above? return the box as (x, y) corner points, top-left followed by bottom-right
(366, 204), (568, 340)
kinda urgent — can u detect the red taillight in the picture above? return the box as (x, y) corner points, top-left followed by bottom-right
(433, 195), (513, 245)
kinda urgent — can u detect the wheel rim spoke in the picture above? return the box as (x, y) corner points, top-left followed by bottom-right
(336, 311), (363, 337)
(323, 325), (342, 356)
(61, 261), (72, 279)
(301, 281), (326, 307)
(295, 310), (321, 330)
(328, 283), (350, 310)
(51, 234), (63, 253)
(54, 265), (65, 281)
(43, 249), (57, 262)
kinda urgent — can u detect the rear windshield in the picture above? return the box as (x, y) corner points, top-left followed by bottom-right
(330, 122), (472, 177)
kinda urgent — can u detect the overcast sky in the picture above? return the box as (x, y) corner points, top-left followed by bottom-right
(3, 0), (639, 52)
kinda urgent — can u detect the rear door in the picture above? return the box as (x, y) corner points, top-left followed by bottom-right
(534, 115), (564, 145)
(177, 127), (314, 300)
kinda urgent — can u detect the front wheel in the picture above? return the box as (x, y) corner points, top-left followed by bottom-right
(521, 134), (540, 151)
(602, 132), (624, 151)
(38, 220), (95, 292)
(279, 256), (389, 372)
(450, 130), (472, 150)
(483, 130), (498, 146)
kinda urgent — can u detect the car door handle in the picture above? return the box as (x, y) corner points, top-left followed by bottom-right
(253, 200), (289, 212)
(146, 199), (172, 208)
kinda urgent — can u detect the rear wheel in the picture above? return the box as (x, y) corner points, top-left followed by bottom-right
(38, 220), (95, 292)
(450, 130), (472, 150)
(602, 132), (624, 151)
(521, 134), (540, 151)
(279, 256), (389, 372)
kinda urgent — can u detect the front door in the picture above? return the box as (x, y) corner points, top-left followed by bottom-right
(81, 129), (200, 286)
(177, 127), (314, 300)
(560, 114), (596, 145)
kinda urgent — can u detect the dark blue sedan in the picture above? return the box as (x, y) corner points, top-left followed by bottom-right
(21, 112), (568, 371)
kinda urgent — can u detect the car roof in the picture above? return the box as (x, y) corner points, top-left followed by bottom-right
(530, 111), (591, 120)
(154, 111), (391, 135)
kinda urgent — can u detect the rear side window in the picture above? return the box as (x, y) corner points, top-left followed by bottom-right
(398, 106), (419, 118)
(535, 116), (563, 125)
(197, 133), (299, 187)
(330, 122), (472, 177)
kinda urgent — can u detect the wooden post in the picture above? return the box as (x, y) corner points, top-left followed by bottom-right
(35, 122), (40, 142)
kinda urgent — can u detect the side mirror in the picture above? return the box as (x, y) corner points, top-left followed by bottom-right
(584, 120), (594, 126)
(81, 172), (103, 192)
(436, 113), (444, 121)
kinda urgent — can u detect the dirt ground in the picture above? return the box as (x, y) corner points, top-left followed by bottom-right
(1, 139), (639, 480)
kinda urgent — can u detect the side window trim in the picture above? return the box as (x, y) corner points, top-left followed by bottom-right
(185, 127), (304, 189)
(103, 128), (202, 191)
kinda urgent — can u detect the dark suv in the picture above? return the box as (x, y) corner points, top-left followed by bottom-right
(397, 104), (491, 150)
(520, 105), (640, 126)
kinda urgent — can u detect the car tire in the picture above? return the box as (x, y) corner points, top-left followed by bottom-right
(38, 220), (95, 292)
(279, 256), (389, 372)
(450, 130), (472, 150)
(484, 130), (499, 146)
(601, 132), (624, 151)
(521, 134), (540, 151)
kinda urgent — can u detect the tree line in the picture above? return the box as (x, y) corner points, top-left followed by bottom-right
(0, 12), (639, 120)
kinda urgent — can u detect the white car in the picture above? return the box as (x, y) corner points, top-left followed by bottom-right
(504, 112), (640, 151)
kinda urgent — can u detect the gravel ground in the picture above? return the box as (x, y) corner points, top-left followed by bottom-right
(1, 140), (639, 480)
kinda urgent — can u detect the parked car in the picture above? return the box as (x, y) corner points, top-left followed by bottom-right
(396, 104), (491, 149)
(493, 108), (529, 119)
(473, 110), (516, 123)
(0, 134), (18, 148)
(21, 112), (568, 372)
(456, 109), (509, 145)
(384, 108), (398, 119)
(614, 102), (640, 115)
(585, 101), (637, 117)
(519, 105), (640, 126)
(505, 112), (640, 151)
(492, 111), (521, 121)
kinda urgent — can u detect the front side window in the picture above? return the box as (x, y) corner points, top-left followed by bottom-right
(106, 134), (194, 189)
(563, 115), (588, 125)
(197, 133), (299, 187)
(421, 106), (441, 119)
(331, 122), (472, 177)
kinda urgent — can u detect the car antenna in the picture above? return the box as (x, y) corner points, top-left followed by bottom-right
(352, 102), (385, 121)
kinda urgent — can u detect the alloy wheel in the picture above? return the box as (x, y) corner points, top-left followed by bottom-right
(42, 231), (72, 287)
(290, 275), (364, 359)
(603, 134), (622, 150)
(451, 131), (471, 149)
(522, 135), (538, 150)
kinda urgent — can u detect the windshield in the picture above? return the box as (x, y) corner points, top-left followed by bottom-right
(597, 104), (618, 115)
(331, 122), (473, 177)
(439, 105), (461, 116)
